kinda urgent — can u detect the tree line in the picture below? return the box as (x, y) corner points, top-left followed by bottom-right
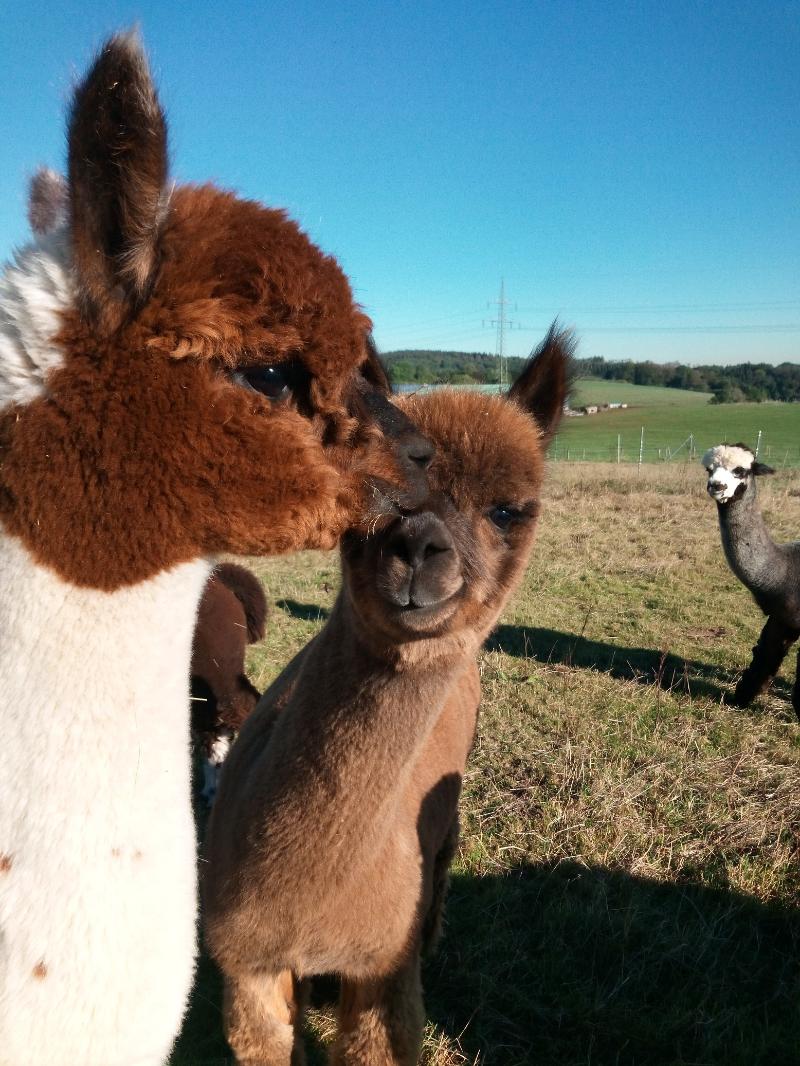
(383, 349), (800, 403)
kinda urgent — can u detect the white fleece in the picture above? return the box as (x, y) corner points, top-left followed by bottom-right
(0, 531), (211, 1066)
(0, 226), (72, 411)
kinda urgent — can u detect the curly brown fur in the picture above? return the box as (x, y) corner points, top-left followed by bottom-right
(204, 329), (573, 1064)
(0, 35), (432, 590)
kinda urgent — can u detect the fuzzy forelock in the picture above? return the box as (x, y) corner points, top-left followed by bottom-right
(701, 444), (755, 472)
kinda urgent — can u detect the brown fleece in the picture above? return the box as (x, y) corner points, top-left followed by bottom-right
(0, 33), (423, 590)
(191, 564), (267, 746)
(203, 329), (573, 1065)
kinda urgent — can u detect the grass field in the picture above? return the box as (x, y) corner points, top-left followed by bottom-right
(557, 384), (800, 467)
(570, 378), (713, 409)
(172, 461), (800, 1066)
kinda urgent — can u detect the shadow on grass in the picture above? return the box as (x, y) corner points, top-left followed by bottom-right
(172, 859), (800, 1066)
(424, 860), (800, 1066)
(276, 598), (331, 623)
(486, 624), (798, 706)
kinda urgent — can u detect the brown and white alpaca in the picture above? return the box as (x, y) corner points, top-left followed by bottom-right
(203, 327), (572, 1065)
(0, 33), (432, 1066)
(191, 563), (268, 804)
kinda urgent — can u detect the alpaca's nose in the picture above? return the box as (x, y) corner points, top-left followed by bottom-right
(387, 512), (453, 570)
(708, 480), (725, 494)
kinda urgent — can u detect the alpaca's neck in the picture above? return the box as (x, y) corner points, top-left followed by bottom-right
(0, 530), (211, 779)
(717, 481), (788, 601)
(0, 529), (211, 1065)
(268, 592), (470, 845)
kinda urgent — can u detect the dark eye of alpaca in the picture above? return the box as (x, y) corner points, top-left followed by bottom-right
(488, 505), (522, 530)
(732, 466), (747, 478)
(231, 366), (290, 401)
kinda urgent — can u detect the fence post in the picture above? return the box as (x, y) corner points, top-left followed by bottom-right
(755, 430), (762, 458)
(617, 434), (621, 464)
(638, 426), (644, 474)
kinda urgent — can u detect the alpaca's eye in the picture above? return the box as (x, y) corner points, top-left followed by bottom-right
(489, 505), (521, 530)
(242, 366), (290, 401)
(732, 466), (747, 478)
(229, 366), (290, 401)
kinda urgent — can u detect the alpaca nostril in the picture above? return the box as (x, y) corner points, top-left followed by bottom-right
(403, 435), (435, 470)
(423, 541), (446, 560)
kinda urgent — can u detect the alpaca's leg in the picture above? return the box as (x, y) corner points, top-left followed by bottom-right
(793, 644), (800, 721)
(331, 956), (425, 1066)
(731, 616), (798, 707)
(223, 968), (306, 1066)
(421, 817), (459, 955)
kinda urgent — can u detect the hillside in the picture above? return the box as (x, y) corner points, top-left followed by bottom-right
(382, 349), (800, 402)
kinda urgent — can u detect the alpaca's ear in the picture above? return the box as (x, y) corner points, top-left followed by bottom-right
(508, 323), (575, 445)
(752, 461), (775, 476)
(362, 335), (392, 394)
(67, 31), (169, 331)
(28, 168), (68, 235)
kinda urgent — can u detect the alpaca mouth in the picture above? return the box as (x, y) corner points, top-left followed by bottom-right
(386, 584), (465, 634)
(384, 578), (464, 613)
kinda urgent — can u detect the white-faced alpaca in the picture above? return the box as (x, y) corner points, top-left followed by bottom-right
(702, 443), (800, 717)
(0, 33), (432, 1066)
(191, 563), (268, 805)
(203, 328), (572, 1066)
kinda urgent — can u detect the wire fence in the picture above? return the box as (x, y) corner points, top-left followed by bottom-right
(549, 430), (800, 468)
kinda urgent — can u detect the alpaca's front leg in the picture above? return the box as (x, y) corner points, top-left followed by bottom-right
(731, 615), (799, 708)
(420, 817), (459, 955)
(332, 957), (425, 1066)
(224, 968), (306, 1066)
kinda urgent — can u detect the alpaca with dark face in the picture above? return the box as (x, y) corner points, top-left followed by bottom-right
(0, 32), (431, 1066)
(204, 327), (572, 1066)
(702, 443), (800, 716)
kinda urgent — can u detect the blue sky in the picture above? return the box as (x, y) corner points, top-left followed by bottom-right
(1, 1), (798, 365)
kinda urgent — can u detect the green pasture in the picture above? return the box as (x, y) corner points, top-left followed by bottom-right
(570, 378), (713, 408)
(556, 392), (800, 466)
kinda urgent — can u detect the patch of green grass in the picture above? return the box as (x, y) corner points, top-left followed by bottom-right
(571, 378), (713, 408)
(173, 463), (800, 1065)
(555, 399), (800, 466)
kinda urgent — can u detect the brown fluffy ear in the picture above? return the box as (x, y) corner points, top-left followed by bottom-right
(361, 335), (392, 394)
(507, 322), (575, 445)
(28, 167), (68, 235)
(67, 31), (168, 330)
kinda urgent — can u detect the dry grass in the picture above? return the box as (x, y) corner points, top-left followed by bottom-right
(173, 462), (800, 1066)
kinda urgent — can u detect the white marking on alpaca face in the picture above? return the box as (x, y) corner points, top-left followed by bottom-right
(701, 445), (754, 503)
(0, 227), (72, 410)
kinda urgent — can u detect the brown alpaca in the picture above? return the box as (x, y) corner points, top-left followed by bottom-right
(0, 32), (431, 1066)
(191, 563), (269, 804)
(204, 327), (573, 1065)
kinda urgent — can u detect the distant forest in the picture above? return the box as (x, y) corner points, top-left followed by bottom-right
(383, 349), (800, 403)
